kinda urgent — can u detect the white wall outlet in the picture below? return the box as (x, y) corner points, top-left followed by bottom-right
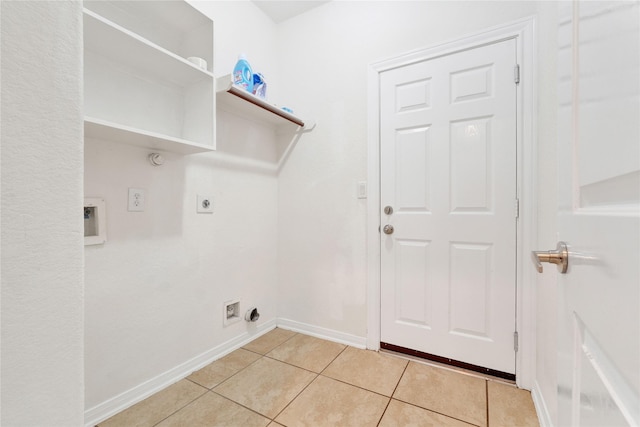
(128, 188), (145, 212)
(197, 194), (213, 214)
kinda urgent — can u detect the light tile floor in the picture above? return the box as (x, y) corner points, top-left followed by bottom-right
(98, 328), (540, 427)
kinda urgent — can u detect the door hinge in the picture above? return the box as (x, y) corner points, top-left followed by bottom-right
(514, 331), (519, 352)
(515, 198), (520, 219)
(514, 64), (520, 84)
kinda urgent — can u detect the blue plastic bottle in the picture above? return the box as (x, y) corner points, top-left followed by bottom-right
(233, 54), (253, 93)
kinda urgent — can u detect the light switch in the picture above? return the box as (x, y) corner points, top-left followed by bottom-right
(357, 181), (367, 199)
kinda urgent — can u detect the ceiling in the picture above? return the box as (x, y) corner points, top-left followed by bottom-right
(251, 1), (332, 23)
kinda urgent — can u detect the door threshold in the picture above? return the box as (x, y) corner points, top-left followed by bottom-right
(380, 342), (515, 382)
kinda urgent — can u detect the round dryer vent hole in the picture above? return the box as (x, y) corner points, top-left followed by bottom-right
(245, 307), (260, 322)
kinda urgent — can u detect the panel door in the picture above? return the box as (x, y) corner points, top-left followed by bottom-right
(555, 1), (640, 425)
(380, 39), (518, 374)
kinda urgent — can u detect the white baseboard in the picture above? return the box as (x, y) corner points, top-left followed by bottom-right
(84, 319), (276, 427)
(532, 380), (554, 427)
(276, 318), (367, 349)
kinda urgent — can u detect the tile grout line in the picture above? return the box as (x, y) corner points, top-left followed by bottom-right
(389, 359), (410, 397)
(318, 344), (349, 376)
(236, 334), (392, 396)
(183, 337), (298, 422)
(486, 379), (490, 427)
(205, 351), (315, 423)
(211, 353), (306, 422)
(375, 359), (410, 426)
(210, 334), (325, 423)
(258, 341), (403, 423)
(381, 356), (490, 426)
(315, 346), (411, 399)
(391, 395), (482, 427)
(263, 353), (333, 376)
(198, 351), (265, 390)
(317, 373), (397, 400)
(268, 342), (350, 423)
(158, 332), (295, 425)
(149, 384), (209, 427)
(205, 329), (303, 391)
(243, 333), (299, 357)
(270, 344), (409, 426)
(269, 372), (320, 423)
(209, 389), (275, 423)
(262, 338), (348, 376)
(208, 329), (303, 423)
(376, 398), (393, 427)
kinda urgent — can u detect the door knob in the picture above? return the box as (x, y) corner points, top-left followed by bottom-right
(383, 224), (394, 235)
(532, 242), (568, 273)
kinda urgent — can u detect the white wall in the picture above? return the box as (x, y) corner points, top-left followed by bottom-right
(276, 0), (558, 423)
(84, 0), (281, 414)
(0, 1), (85, 425)
(276, 0), (538, 341)
(9, 0), (560, 423)
(192, 0), (281, 101)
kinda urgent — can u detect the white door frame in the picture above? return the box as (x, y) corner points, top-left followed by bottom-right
(366, 17), (537, 389)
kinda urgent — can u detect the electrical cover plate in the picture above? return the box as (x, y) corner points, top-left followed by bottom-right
(128, 188), (145, 212)
(197, 194), (213, 214)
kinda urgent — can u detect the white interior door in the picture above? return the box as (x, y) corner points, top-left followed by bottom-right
(380, 39), (518, 375)
(554, 1), (639, 425)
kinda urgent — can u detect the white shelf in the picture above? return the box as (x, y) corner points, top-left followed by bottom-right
(83, 1), (213, 63)
(216, 74), (309, 129)
(83, 1), (215, 152)
(84, 9), (213, 87)
(84, 117), (214, 154)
